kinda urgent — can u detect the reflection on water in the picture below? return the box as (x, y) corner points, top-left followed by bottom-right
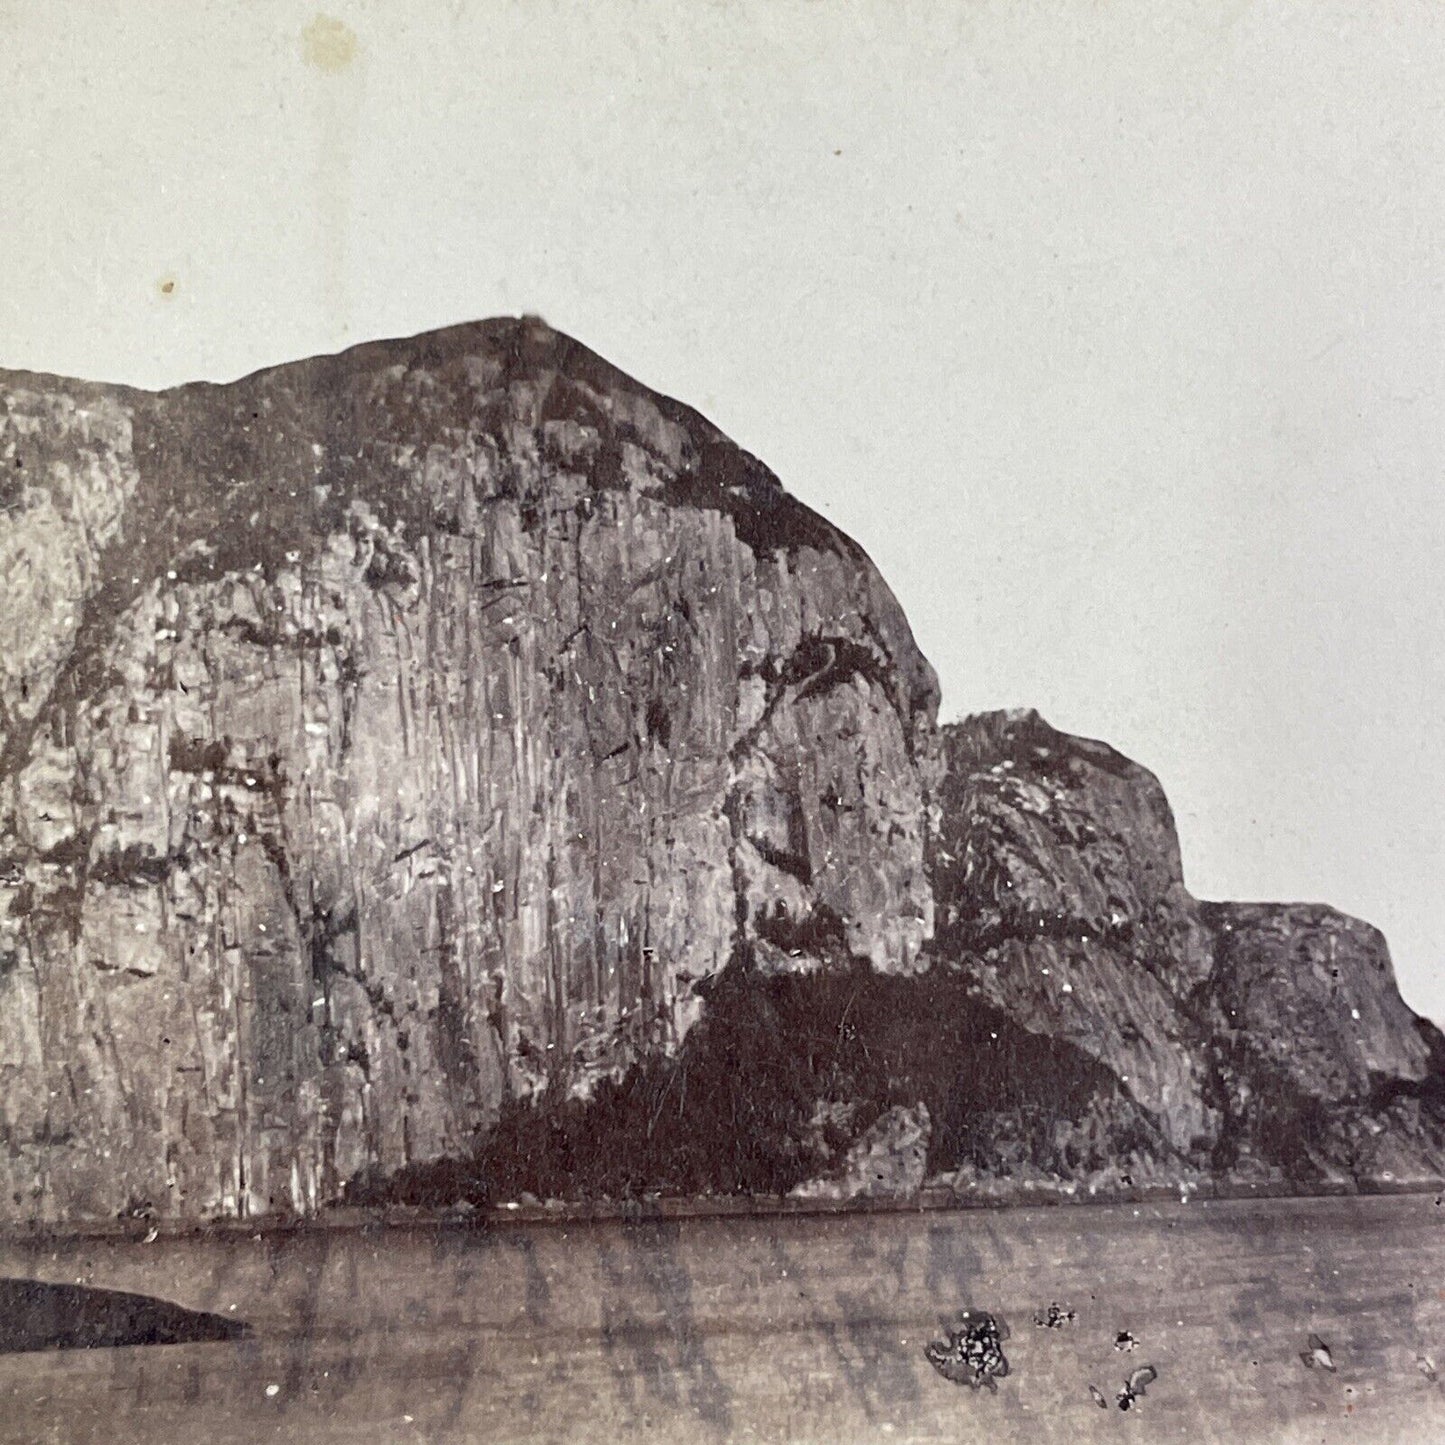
(1, 1194), (1444, 1444)
(0, 1278), (250, 1354)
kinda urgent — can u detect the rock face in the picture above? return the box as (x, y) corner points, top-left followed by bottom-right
(1, 319), (1440, 1224)
(1204, 901), (1444, 1188)
(0, 319), (934, 1222)
(928, 710), (1445, 1196)
(930, 709), (1217, 1154)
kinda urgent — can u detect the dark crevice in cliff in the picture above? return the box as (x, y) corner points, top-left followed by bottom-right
(0, 573), (134, 790)
(86, 843), (188, 889)
(719, 783), (755, 972)
(1368, 1019), (1445, 1111)
(747, 836), (814, 886)
(753, 901), (850, 960)
(731, 633), (904, 768)
(931, 908), (1138, 961)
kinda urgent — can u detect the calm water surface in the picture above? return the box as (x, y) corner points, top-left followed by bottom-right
(3, 1193), (1444, 1443)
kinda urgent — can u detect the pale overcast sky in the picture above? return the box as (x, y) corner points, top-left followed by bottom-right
(3, 0), (1443, 1019)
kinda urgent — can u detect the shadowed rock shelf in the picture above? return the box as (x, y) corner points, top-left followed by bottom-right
(2, 318), (1441, 1224)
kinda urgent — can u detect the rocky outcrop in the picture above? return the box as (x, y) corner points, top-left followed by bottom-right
(1205, 901), (1445, 1188)
(0, 318), (934, 1222)
(1, 319), (1440, 1225)
(929, 709), (1217, 1154)
(1206, 902), (1434, 1102)
(926, 710), (1445, 1196)
(789, 1104), (933, 1203)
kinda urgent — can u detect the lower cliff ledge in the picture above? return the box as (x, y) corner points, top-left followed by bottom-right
(335, 884), (1445, 1213)
(342, 949), (1445, 1216)
(344, 960), (1182, 1211)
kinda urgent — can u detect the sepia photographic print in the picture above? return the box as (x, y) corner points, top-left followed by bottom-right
(2, 3), (1443, 1441)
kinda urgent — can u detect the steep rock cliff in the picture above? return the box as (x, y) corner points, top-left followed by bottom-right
(929, 709), (1217, 1154)
(2, 321), (1440, 1225)
(926, 710), (1445, 1194)
(0, 318), (936, 1222)
(1205, 901), (1445, 1187)
(365, 710), (1445, 1212)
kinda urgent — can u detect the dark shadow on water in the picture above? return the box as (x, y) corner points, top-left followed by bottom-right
(0, 1277), (251, 1353)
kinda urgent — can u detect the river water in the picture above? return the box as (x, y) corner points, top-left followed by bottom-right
(3, 1193), (1444, 1443)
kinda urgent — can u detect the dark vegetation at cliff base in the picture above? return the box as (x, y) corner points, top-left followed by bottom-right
(344, 961), (1173, 1209)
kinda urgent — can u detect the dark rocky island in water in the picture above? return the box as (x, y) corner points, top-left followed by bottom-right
(1, 317), (1441, 1225)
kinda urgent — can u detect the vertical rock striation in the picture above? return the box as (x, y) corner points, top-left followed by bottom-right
(0, 318), (935, 1221)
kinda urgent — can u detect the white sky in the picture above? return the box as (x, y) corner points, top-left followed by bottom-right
(3, 0), (1443, 1019)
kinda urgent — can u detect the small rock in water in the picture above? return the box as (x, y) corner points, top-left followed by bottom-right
(1417, 1353), (1438, 1383)
(1088, 1385), (1108, 1409)
(1114, 1330), (1138, 1352)
(1116, 1364), (1158, 1411)
(1033, 1301), (1076, 1329)
(924, 1310), (1011, 1392)
(1300, 1334), (1336, 1372)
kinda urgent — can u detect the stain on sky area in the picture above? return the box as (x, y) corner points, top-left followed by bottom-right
(297, 14), (361, 336)
(301, 14), (359, 73)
